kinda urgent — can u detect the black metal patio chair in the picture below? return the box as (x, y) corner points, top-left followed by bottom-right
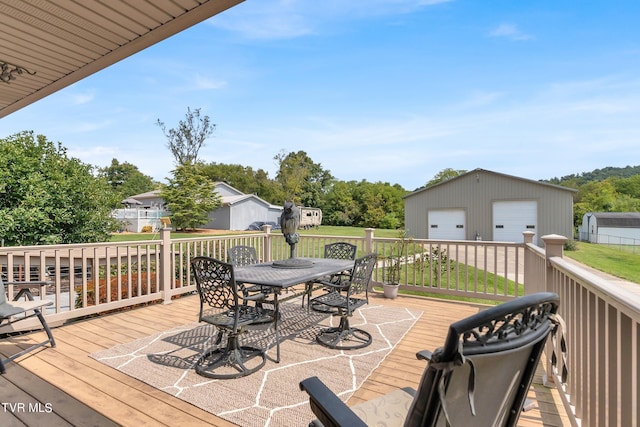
(1, 278), (56, 374)
(191, 256), (279, 379)
(309, 253), (377, 350)
(300, 292), (563, 427)
(302, 242), (358, 313)
(227, 245), (276, 308)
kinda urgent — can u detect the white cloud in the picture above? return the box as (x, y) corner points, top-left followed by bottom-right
(68, 145), (118, 163)
(66, 120), (113, 133)
(457, 90), (505, 109)
(209, 0), (454, 40)
(68, 92), (94, 105)
(192, 75), (227, 90)
(489, 23), (533, 41)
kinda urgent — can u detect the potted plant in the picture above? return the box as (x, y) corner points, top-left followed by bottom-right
(382, 230), (410, 299)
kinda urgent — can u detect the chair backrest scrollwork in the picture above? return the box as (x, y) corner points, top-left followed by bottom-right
(227, 245), (259, 267)
(191, 256), (237, 313)
(324, 242), (357, 261)
(347, 254), (377, 301)
(405, 292), (560, 427)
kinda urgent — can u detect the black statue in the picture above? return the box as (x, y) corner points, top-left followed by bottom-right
(280, 201), (300, 258)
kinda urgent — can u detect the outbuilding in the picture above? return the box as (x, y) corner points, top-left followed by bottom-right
(202, 182), (283, 230)
(578, 212), (640, 245)
(404, 168), (576, 245)
(120, 183), (283, 232)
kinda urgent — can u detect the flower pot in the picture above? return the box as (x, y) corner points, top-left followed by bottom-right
(383, 283), (399, 299)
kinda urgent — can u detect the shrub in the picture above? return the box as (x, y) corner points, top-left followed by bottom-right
(75, 272), (159, 307)
(141, 225), (153, 233)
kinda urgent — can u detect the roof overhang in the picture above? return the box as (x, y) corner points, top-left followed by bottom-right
(0, 0), (244, 119)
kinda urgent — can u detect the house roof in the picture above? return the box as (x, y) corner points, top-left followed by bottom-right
(404, 168), (578, 198)
(590, 212), (640, 228)
(223, 194), (272, 208)
(129, 190), (161, 200)
(0, 0), (244, 119)
(128, 184), (281, 209)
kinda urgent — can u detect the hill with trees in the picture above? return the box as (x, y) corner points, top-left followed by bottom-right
(544, 165), (640, 186)
(542, 165), (640, 225)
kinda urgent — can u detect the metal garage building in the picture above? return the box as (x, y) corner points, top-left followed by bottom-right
(404, 168), (576, 245)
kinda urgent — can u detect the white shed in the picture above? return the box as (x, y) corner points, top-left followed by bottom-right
(579, 212), (640, 245)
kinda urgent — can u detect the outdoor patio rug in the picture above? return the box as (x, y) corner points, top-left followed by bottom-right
(91, 298), (422, 427)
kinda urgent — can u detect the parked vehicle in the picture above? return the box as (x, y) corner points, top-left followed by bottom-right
(299, 207), (322, 230)
(247, 221), (281, 231)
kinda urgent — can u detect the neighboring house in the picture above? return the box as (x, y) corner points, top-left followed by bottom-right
(404, 168), (576, 245)
(578, 212), (640, 245)
(118, 182), (283, 232)
(200, 182), (283, 230)
(124, 190), (166, 209)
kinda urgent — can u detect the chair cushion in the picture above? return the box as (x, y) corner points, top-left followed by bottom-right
(349, 388), (415, 426)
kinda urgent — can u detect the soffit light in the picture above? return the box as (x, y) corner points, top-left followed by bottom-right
(0, 60), (36, 84)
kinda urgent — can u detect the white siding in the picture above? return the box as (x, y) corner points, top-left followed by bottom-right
(492, 201), (537, 243)
(428, 209), (466, 240)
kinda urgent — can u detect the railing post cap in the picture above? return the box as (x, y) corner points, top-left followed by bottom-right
(522, 231), (535, 244)
(541, 234), (568, 244)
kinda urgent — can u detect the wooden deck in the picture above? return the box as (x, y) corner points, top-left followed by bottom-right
(1, 289), (570, 427)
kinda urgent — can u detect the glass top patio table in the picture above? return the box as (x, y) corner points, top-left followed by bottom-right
(234, 257), (354, 289)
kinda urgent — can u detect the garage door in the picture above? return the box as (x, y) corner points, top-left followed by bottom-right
(428, 209), (466, 240)
(493, 201), (537, 243)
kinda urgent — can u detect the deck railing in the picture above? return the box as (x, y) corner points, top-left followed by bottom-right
(2, 226), (639, 426)
(535, 234), (640, 427)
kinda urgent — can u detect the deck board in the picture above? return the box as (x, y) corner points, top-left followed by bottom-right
(1, 290), (570, 426)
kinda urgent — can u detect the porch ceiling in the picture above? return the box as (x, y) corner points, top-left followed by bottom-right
(0, 0), (244, 119)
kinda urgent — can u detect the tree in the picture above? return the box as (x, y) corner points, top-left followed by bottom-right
(98, 158), (157, 205)
(424, 168), (467, 188)
(0, 131), (119, 245)
(274, 150), (333, 207)
(201, 162), (283, 204)
(160, 164), (221, 230)
(323, 181), (359, 226)
(156, 107), (215, 166)
(354, 181), (407, 229)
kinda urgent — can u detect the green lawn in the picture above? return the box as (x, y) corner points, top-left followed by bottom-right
(298, 226), (400, 238)
(565, 242), (640, 284)
(109, 230), (259, 242)
(109, 226), (400, 242)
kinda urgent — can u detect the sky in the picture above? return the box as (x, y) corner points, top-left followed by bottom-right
(1, 0), (639, 191)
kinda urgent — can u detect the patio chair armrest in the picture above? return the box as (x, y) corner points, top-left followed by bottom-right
(5, 281), (51, 301)
(300, 376), (367, 427)
(5, 280), (50, 286)
(239, 292), (267, 303)
(416, 349), (433, 361)
(315, 279), (349, 291)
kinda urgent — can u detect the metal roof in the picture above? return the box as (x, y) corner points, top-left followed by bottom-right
(0, 0), (244, 119)
(590, 212), (640, 228)
(404, 167), (578, 199)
